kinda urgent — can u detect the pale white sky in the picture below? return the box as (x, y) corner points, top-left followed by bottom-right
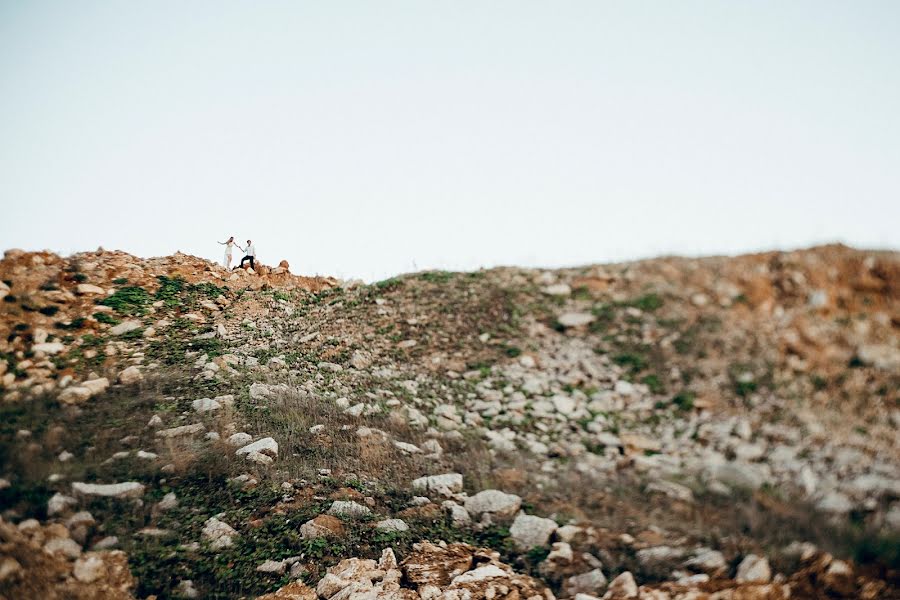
(1, 1), (898, 281)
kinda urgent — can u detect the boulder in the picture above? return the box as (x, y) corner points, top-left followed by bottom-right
(328, 500), (372, 518)
(375, 518), (409, 533)
(118, 366), (143, 385)
(735, 554), (771, 583)
(300, 515), (346, 539)
(156, 424), (205, 438)
(557, 312), (596, 328)
(236, 437), (278, 458)
(72, 482), (145, 499)
(411, 473), (463, 496)
(110, 320), (141, 336)
(509, 514), (558, 549)
(202, 517), (239, 550)
(463, 490), (522, 519)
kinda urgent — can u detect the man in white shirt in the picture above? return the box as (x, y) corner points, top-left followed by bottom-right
(238, 239), (257, 271)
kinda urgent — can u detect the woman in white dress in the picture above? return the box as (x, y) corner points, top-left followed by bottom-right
(218, 236), (235, 268)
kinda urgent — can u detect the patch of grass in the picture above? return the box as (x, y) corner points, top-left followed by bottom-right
(55, 317), (87, 330)
(112, 277), (128, 285)
(94, 312), (120, 325)
(419, 271), (454, 284)
(373, 277), (403, 293)
(503, 345), (522, 358)
(73, 273), (88, 283)
(628, 293), (663, 312)
(613, 352), (647, 374)
(734, 380), (757, 397)
(640, 374), (665, 394)
(671, 391), (695, 411)
(155, 275), (186, 306)
(99, 286), (151, 315)
(121, 327), (145, 341)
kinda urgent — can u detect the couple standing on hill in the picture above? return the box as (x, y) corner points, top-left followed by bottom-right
(219, 237), (256, 270)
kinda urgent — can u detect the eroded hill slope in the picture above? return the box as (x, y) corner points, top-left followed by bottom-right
(0, 245), (897, 599)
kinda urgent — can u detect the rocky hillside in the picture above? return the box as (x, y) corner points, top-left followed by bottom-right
(0, 244), (898, 600)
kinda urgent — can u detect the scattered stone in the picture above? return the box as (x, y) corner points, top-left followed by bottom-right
(509, 513), (558, 549)
(236, 437), (279, 459)
(202, 517), (239, 550)
(735, 554), (772, 583)
(110, 320), (142, 336)
(300, 515), (345, 539)
(73, 554), (107, 583)
(118, 365), (143, 385)
(375, 518), (409, 532)
(411, 473), (464, 496)
(157, 423), (206, 438)
(72, 481), (145, 499)
(192, 397), (222, 412)
(257, 559), (287, 575)
(327, 500), (372, 518)
(463, 489), (522, 519)
(558, 312), (596, 328)
(47, 492), (78, 516)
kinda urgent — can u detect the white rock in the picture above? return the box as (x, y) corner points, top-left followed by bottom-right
(110, 320), (142, 336)
(256, 560), (287, 575)
(43, 537), (82, 559)
(227, 432), (253, 446)
(155, 492), (178, 512)
(543, 284), (571, 296)
(32, 342), (65, 355)
(93, 536), (119, 550)
(566, 568), (608, 596)
(411, 473), (463, 496)
(464, 490), (522, 518)
(557, 312), (595, 328)
(118, 366), (143, 385)
(58, 387), (92, 405)
(73, 555), (106, 583)
(735, 554), (771, 583)
(394, 441), (422, 454)
(192, 397), (222, 412)
(235, 437), (278, 458)
(604, 572), (638, 599)
(72, 481), (145, 499)
(327, 500), (371, 518)
(76, 284), (105, 295)
(156, 424), (205, 438)
(509, 513), (558, 549)
(47, 492), (78, 516)
(245, 451), (273, 465)
(442, 500), (472, 526)
(202, 517), (239, 550)
(375, 518), (409, 532)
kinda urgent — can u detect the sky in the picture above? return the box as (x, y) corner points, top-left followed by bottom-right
(1, 1), (898, 282)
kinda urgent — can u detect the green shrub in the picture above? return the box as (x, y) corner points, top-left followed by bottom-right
(629, 293), (663, 312)
(99, 286), (151, 315)
(419, 271), (454, 284)
(671, 391), (695, 411)
(641, 374), (664, 394)
(613, 352), (647, 373)
(94, 312), (120, 325)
